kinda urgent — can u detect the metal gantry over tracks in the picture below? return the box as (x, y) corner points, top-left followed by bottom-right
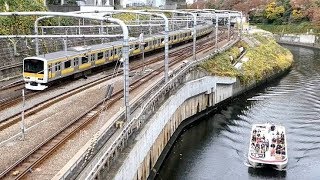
(0, 9), (243, 180)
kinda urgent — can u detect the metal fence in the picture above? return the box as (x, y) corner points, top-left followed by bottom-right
(57, 36), (240, 179)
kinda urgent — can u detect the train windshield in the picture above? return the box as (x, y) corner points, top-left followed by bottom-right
(24, 59), (44, 74)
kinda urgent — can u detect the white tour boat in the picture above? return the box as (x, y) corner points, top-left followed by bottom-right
(248, 123), (288, 170)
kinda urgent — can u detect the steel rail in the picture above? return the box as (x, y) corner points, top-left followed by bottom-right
(0, 31), (217, 179)
(0, 30), (218, 132)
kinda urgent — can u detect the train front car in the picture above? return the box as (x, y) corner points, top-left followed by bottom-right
(23, 57), (48, 90)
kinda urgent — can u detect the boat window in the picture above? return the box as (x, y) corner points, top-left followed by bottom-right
(98, 52), (103, 59)
(64, 60), (71, 68)
(24, 59), (44, 74)
(81, 56), (88, 64)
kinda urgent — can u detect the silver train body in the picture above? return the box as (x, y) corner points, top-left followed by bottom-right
(23, 23), (214, 90)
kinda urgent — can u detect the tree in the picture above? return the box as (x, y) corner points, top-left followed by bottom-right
(0, 0), (47, 35)
(264, 2), (285, 23)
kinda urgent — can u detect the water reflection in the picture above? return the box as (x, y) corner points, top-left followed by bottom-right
(248, 167), (286, 178)
(156, 45), (320, 179)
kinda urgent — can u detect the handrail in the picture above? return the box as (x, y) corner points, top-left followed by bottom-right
(81, 37), (240, 179)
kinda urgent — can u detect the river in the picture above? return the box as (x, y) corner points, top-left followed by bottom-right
(156, 45), (320, 179)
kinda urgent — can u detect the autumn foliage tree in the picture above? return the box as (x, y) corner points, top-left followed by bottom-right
(0, 0), (47, 35)
(264, 2), (285, 23)
(202, 0), (320, 26)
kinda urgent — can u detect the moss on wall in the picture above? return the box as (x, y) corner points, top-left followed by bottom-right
(200, 33), (293, 85)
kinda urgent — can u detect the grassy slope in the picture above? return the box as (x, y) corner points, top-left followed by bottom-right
(199, 33), (293, 84)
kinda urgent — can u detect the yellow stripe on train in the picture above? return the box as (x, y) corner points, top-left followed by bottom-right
(95, 59), (106, 65)
(62, 68), (75, 75)
(23, 72), (44, 78)
(79, 63), (91, 70)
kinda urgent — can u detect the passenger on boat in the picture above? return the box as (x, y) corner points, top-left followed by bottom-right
(271, 124), (275, 131)
(265, 139), (269, 151)
(253, 129), (257, 134)
(252, 135), (256, 142)
(251, 143), (255, 149)
(270, 147), (276, 156)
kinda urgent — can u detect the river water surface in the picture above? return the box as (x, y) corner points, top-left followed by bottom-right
(156, 45), (320, 179)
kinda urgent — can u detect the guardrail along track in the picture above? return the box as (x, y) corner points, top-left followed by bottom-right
(0, 30), (234, 180)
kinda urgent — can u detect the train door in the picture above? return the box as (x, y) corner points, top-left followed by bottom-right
(114, 47), (119, 60)
(55, 61), (61, 77)
(91, 53), (96, 66)
(118, 47), (122, 60)
(110, 48), (114, 61)
(105, 49), (110, 62)
(48, 64), (53, 79)
(73, 57), (79, 71)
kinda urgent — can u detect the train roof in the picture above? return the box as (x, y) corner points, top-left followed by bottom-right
(32, 23), (213, 62)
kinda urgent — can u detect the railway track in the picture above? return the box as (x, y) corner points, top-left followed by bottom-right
(0, 30), (228, 130)
(0, 30), (237, 179)
(0, 28), (232, 112)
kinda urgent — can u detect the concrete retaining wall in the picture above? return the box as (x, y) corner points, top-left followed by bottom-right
(113, 76), (236, 180)
(111, 69), (291, 180)
(274, 34), (320, 49)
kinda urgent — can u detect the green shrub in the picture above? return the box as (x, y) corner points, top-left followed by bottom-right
(200, 34), (293, 85)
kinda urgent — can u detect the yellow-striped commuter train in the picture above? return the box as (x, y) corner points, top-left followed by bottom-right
(23, 23), (214, 90)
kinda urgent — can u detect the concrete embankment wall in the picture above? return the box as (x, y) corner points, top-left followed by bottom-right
(113, 67), (291, 180)
(274, 34), (320, 49)
(114, 73), (235, 180)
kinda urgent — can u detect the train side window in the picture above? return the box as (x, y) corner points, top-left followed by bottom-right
(161, 38), (164, 43)
(135, 44), (139, 49)
(98, 52), (103, 59)
(153, 40), (157, 45)
(110, 50), (113, 56)
(65, 60), (71, 68)
(73, 58), (79, 66)
(48, 64), (52, 73)
(118, 48), (122, 55)
(81, 56), (88, 64)
(114, 49), (117, 55)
